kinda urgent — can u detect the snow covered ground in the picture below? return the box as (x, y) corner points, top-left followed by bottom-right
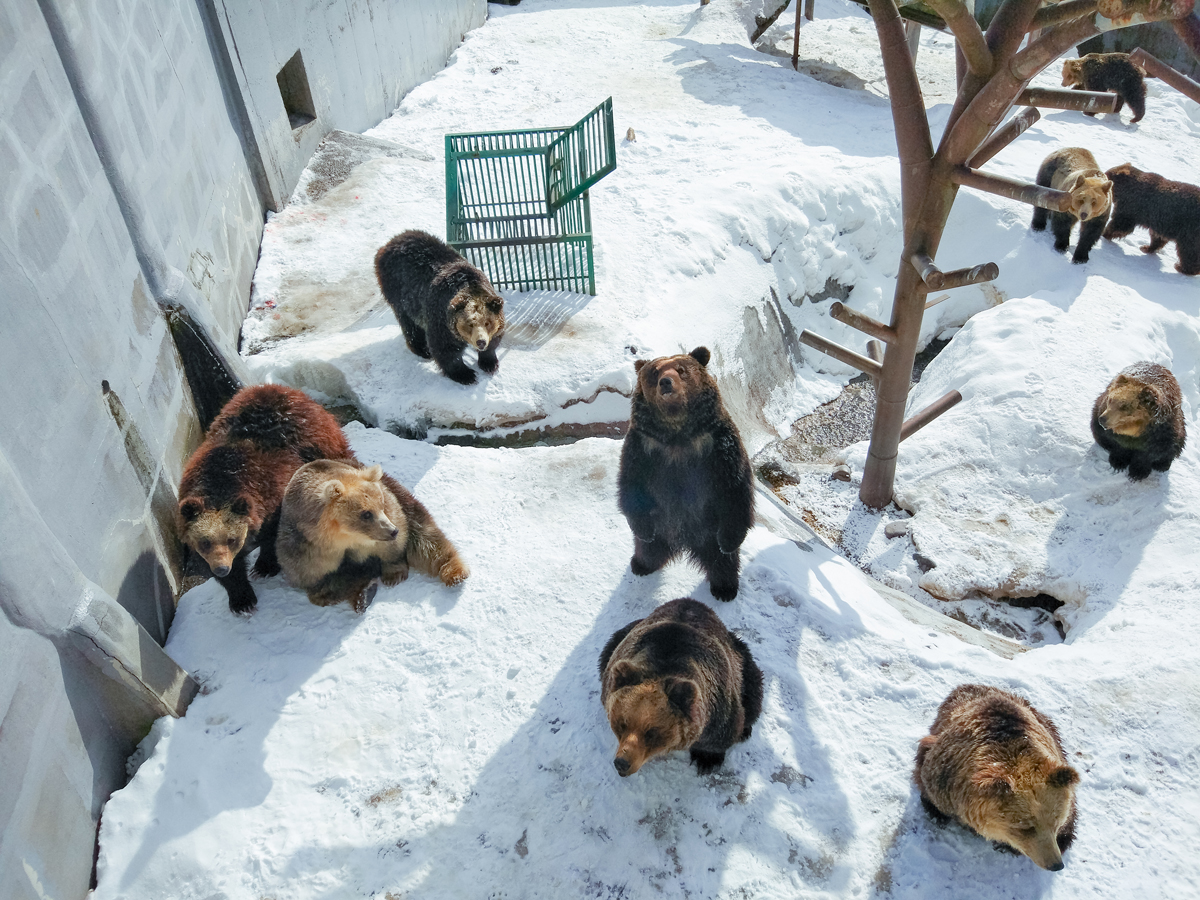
(94, 0), (1200, 897)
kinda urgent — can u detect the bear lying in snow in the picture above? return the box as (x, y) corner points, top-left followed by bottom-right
(617, 347), (754, 601)
(914, 684), (1079, 872)
(1061, 53), (1149, 123)
(1031, 148), (1112, 264)
(1103, 164), (1200, 275)
(177, 384), (353, 615)
(277, 459), (469, 612)
(1091, 361), (1185, 480)
(376, 229), (506, 385)
(599, 597), (763, 776)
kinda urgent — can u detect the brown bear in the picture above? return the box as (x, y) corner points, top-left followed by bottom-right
(617, 348), (754, 601)
(1030, 148), (1112, 264)
(1061, 52), (1148, 123)
(375, 229), (506, 385)
(1091, 361), (1186, 480)
(914, 684), (1079, 872)
(177, 384), (353, 615)
(277, 459), (469, 612)
(1103, 164), (1200, 275)
(598, 597), (763, 776)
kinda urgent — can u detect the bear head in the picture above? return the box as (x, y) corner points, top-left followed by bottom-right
(964, 757), (1079, 871)
(1060, 59), (1084, 87)
(319, 465), (404, 545)
(440, 262), (504, 352)
(1064, 173), (1113, 222)
(178, 496), (252, 578)
(633, 347), (714, 424)
(1098, 374), (1159, 436)
(1104, 162), (1141, 188)
(604, 661), (704, 776)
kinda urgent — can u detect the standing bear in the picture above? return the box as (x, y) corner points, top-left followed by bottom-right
(599, 597), (763, 776)
(1061, 52), (1149, 123)
(1103, 164), (1200, 275)
(277, 459), (469, 613)
(376, 229), (506, 385)
(1091, 361), (1186, 480)
(1030, 148), (1112, 264)
(177, 384), (353, 615)
(914, 684), (1079, 872)
(618, 347), (754, 601)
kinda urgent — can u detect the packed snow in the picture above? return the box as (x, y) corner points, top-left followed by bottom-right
(95, 0), (1200, 898)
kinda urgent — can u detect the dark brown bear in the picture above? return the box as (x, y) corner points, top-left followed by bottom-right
(914, 684), (1079, 872)
(1061, 52), (1148, 123)
(375, 229), (506, 385)
(618, 348), (754, 601)
(1103, 164), (1200, 275)
(1030, 148), (1112, 264)
(1091, 361), (1186, 480)
(599, 597), (763, 776)
(177, 384), (353, 614)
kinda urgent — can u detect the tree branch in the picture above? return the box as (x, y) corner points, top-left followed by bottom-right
(924, 0), (993, 75)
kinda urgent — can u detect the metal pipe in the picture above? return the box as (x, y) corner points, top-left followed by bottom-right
(969, 106), (1041, 167)
(1131, 48), (1200, 104)
(952, 165), (1072, 211)
(900, 390), (963, 441)
(798, 330), (885, 378)
(830, 301), (898, 344)
(1017, 86), (1119, 112)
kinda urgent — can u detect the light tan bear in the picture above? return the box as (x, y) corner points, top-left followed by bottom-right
(277, 459), (468, 612)
(1031, 148), (1112, 264)
(914, 684), (1079, 871)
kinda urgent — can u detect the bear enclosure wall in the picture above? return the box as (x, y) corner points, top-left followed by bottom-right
(0, 1), (485, 898)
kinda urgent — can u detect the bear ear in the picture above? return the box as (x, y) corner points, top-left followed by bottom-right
(663, 677), (698, 722)
(1047, 766), (1079, 789)
(609, 660), (644, 691)
(179, 497), (204, 522)
(449, 293), (468, 311)
(363, 465), (384, 482)
(321, 480), (345, 503)
(1104, 180), (1113, 195)
(633, 359), (647, 374)
(689, 346), (711, 368)
(230, 496), (251, 517)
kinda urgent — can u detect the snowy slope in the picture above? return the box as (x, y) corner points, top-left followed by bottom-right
(94, 0), (1200, 897)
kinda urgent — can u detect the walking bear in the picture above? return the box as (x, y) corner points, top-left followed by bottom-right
(599, 597), (763, 776)
(1091, 362), (1186, 480)
(914, 684), (1079, 872)
(618, 348), (754, 601)
(376, 230), (506, 384)
(1030, 148), (1112, 264)
(1103, 164), (1200, 275)
(277, 459), (469, 612)
(177, 384), (353, 615)
(1061, 52), (1148, 123)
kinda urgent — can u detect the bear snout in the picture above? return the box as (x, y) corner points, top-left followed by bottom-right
(613, 756), (632, 776)
(212, 563), (231, 577)
(475, 337), (489, 350)
(659, 376), (675, 394)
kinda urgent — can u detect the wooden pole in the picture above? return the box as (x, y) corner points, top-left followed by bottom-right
(900, 390), (963, 440)
(1131, 47), (1200, 103)
(798, 330), (885, 378)
(830, 302), (898, 343)
(952, 166), (1072, 210)
(1017, 86), (1120, 112)
(1029, 0), (1097, 29)
(805, 0), (815, 19)
(794, 0), (803, 69)
(968, 106), (1040, 167)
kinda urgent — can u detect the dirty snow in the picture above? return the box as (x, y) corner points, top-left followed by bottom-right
(95, 0), (1200, 898)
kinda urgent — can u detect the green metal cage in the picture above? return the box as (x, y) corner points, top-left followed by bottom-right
(445, 98), (616, 296)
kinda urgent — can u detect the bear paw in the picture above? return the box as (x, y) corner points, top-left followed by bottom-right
(381, 563), (409, 587)
(478, 354), (499, 375)
(709, 579), (740, 602)
(630, 555), (659, 577)
(352, 581), (379, 614)
(251, 555), (282, 579)
(227, 590), (258, 616)
(690, 748), (726, 775)
(445, 366), (477, 386)
(439, 558), (470, 586)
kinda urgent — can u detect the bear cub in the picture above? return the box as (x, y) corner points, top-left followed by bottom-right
(277, 459), (469, 612)
(1103, 164), (1200, 276)
(177, 384), (353, 615)
(376, 229), (506, 384)
(1030, 148), (1112, 264)
(1091, 361), (1185, 480)
(1061, 52), (1148, 123)
(599, 597), (763, 776)
(914, 684), (1079, 872)
(618, 347), (754, 601)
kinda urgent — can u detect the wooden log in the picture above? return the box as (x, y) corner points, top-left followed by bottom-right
(969, 106), (1040, 167)
(952, 165), (1072, 211)
(1017, 86), (1120, 112)
(937, 262), (1000, 290)
(1029, 0), (1098, 29)
(900, 390), (962, 441)
(1131, 47), (1200, 104)
(924, 293), (951, 309)
(799, 330), (884, 378)
(830, 302), (898, 344)
(805, 0), (815, 20)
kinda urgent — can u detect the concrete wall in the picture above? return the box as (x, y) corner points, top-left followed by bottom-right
(0, 1), (485, 897)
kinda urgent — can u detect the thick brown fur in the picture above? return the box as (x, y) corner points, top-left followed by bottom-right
(1103, 163), (1200, 275)
(376, 229), (505, 384)
(1030, 148), (1112, 264)
(617, 348), (754, 601)
(277, 459), (469, 612)
(1061, 53), (1148, 123)
(598, 598), (763, 776)
(1091, 361), (1186, 480)
(914, 685), (1079, 871)
(178, 384), (353, 615)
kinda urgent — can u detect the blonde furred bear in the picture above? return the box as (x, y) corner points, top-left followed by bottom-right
(1031, 148), (1112, 264)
